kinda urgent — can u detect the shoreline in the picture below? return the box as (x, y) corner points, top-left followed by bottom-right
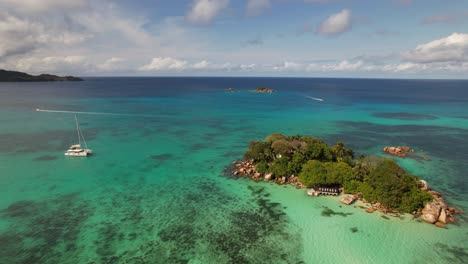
(229, 154), (462, 228)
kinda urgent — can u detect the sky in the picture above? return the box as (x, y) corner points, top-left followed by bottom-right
(0, 0), (468, 78)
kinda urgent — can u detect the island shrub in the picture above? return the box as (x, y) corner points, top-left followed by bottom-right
(323, 162), (353, 185)
(244, 141), (272, 162)
(287, 152), (306, 175)
(330, 142), (354, 165)
(271, 139), (295, 157)
(268, 157), (290, 177)
(298, 160), (327, 187)
(255, 161), (269, 174)
(302, 140), (333, 161)
(265, 133), (286, 142)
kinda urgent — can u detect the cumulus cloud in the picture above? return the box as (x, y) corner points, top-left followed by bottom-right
(139, 57), (260, 72)
(0, 0), (89, 13)
(0, 0), (154, 58)
(11, 56), (89, 74)
(186, 0), (229, 24)
(96, 57), (127, 72)
(246, 0), (271, 16)
(139, 57), (189, 71)
(317, 9), (352, 36)
(0, 13), (91, 58)
(402, 33), (468, 63)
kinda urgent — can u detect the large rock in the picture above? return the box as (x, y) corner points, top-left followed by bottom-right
(435, 197), (448, 210)
(421, 201), (441, 224)
(264, 173), (273, 180)
(438, 209), (447, 224)
(418, 179), (430, 191)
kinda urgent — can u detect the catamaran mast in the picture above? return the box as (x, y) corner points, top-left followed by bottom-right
(75, 115), (81, 146)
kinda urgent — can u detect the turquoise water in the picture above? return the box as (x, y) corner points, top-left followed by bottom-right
(0, 78), (467, 263)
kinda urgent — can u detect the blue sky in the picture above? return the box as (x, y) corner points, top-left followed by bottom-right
(0, 0), (467, 78)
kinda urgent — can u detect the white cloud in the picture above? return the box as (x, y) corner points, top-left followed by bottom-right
(0, 13), (91, 58)
(140, 57), (189, 71)
(0, 0), (155, 60)
(139, 57), (259, 72)
(317, 9), (352, 36)
(323, 60), (364, 71)
(273, 62), (305, 71)
(0, 0), (89, 13)
(247, 0), (271, 16)
(187, 0), (229, 24)
(97, 57), (127, 72)
(402, 33), (468, 63)
(12, 56), (89, 74)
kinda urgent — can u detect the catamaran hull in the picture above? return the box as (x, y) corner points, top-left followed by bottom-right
(64, 149), (92, 157)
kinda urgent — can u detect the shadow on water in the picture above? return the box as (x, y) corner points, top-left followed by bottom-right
(372, 112), (438, 120)
(321, 206), (353, 217)
(434, 243), (468, 263)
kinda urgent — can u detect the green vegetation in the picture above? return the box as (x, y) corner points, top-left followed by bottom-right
(254, 87), (275, 93)
(243, 133), (432, 213)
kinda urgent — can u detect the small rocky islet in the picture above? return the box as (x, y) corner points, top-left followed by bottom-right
(225, 87), (276, 93)
(229, 133), (462, 228)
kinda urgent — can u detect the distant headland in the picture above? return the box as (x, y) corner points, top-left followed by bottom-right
(0, 69), (83, 82)
(228, 133), (462, 228)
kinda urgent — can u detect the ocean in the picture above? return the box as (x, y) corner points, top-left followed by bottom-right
(0, 77), (467, 263)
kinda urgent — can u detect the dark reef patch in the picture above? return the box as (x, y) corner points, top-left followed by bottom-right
(148, 153), (174, 161)
(147, 180), (303, 263)
(33, 155), (57, 161)
(350, 227), (359, 233)
(373, 112), (438, 120)
(0, 193), (92, 263)
(434, 243), (468, 263)
(321, 207), (353, 217)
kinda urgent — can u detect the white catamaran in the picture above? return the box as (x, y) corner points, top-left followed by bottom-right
(65, 115), (93, 157)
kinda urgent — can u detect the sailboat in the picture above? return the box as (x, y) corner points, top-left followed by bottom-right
(64, 115), (93, 157)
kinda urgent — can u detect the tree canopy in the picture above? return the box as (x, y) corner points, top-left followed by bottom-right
(243, 133), (432, 213)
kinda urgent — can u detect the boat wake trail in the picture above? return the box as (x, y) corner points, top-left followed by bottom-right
(305, 96), (325, 102)
(35, 108), (164, 118)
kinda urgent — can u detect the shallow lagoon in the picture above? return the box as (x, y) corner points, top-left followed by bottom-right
(0, 77), (467, 263)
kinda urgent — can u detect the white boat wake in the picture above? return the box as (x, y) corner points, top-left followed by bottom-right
(35, 108), (163, 118)
(305, 96), (324, 102)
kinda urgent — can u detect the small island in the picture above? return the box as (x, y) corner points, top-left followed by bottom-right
(253, 87), (275, 93)
(230, 133), (461, 227)
(0, 69), (83, 82)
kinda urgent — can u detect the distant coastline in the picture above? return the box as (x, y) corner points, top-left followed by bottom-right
(0, 69), (83, 82)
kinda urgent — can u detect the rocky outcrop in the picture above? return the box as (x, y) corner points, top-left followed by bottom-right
(438, 209), (447, 224)
(231, 160), (306, 189)
(421, 201), (441, 224)
(383, 146), (414, 157)
(254, 87), (275, 93)
(418, 180), (430, 191)
(421, 196), (460, 225)
(341, 195), (358, 205)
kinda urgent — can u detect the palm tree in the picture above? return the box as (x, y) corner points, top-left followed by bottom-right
(332, 142), (346, 162)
